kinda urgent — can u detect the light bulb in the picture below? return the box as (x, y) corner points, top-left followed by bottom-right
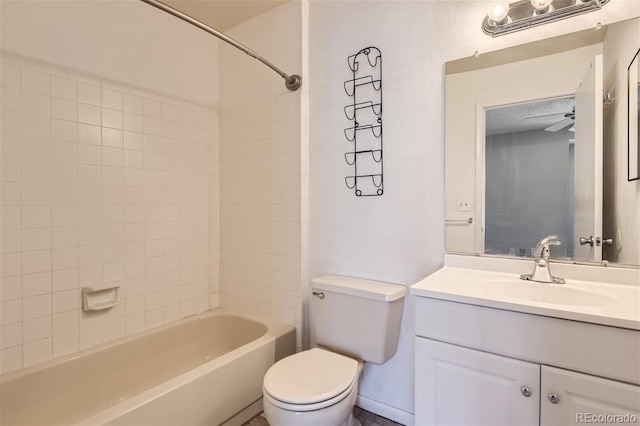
(488, 0), (510, 24)
(531, 0), (554, 13)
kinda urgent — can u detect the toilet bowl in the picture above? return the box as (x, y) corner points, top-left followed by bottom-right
(262, 275), (407, 426)
(262, 348), (364, 426)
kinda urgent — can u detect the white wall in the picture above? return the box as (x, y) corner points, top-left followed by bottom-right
(602, 17), (640, 266)
(0, 0), (218, 106)
(217, 2), (304, 348)
(308, 0), (639, 423)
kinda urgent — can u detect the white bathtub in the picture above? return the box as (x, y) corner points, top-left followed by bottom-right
(0, 309), (296, 425)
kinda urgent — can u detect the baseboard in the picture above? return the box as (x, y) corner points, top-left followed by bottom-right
(356, 395), (414, 426)
(220, 398), (263, 426)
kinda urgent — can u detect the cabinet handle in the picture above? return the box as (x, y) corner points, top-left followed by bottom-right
(548, 393), (560, 404)
(520, 386), (532, 397)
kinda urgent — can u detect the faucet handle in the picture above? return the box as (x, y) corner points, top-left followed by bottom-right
(534, 235), (561, 259)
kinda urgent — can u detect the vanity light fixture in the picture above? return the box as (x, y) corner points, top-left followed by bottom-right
(482, 0), (611, 37)
(487, 0), (511, 25)
(531, 0), (554, 15)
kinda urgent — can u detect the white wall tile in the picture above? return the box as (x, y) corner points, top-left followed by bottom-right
(78, 103), (100, 126)
(123, 94), (143, 114)
(1, 346), (23, 373)
(21, 206), (50, 228)
(51, 183), (78, 205)
(78, 185), (102, 205)
(78, 144), (101, 165)
(21, 69), (50, 95)
(21, 92), (50, 117)
(79, 245), (102, 267)
(52, 226), (78, 248)
(1, 299), (22, 325)
(1, 229), (21, 253)
(51, 98), (77, 121)
(0, 276), (22, 301)
(124, 113), (143, 132)
(0, 140), (20, 168)
(51, 76), (77, 101)
(22, 272), (51, 298)
(51, 119), (77, 142)
(22, 250), (51, 275)
(23, 337), (52, 367)
(52, 268), (78, 292)
(78, 83), (100, 106)
(1, 182), (21, 205)
(102, 108), (123, 129)
(1, 323), (22, 349)
(52, 247), (78, 270)
(52, 331), (79, 357)
(1, 252), (22, 278)
(21, 159), (51, 183)
(23, 316), (52, 346)
(102, 89), (123, 110)
(102, 128), (123, 148)
(51, 141), (78, 164)
(125, 313), (145, 335)
(52, 289), (78, 314)
(52, 310), (78, 334)
(78, 123), (101, 145)
(2, 54), (220, 372)
(1, 63), (21, 89)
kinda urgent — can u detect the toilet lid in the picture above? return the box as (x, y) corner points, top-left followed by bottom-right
(263, 348), (359, 405)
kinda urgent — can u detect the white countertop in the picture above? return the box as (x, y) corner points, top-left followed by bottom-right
(411, 255), (640, 330)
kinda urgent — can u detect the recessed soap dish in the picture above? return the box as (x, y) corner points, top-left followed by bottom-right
(82, 286), (120, 312)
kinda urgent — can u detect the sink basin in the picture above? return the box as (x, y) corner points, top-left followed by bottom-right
(476, 280), (617, 307)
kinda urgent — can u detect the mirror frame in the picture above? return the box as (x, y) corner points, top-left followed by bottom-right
(628, 48), (640, 182)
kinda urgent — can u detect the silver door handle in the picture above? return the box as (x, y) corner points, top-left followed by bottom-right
(579, 236), (594, 247)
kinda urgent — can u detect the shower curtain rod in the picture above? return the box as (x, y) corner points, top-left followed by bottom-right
(140, 0), (302, 91)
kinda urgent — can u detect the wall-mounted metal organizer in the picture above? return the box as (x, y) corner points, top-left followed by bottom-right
(344, 47), (383, 196)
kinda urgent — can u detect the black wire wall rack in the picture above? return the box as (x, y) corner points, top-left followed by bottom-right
(344, 46), (383, 197)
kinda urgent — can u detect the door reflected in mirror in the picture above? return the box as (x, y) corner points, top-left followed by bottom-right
(629, 49), (640, 181)
(484, 96), (576, 259)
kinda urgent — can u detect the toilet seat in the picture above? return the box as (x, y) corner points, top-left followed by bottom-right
(263, 348), (360, 412)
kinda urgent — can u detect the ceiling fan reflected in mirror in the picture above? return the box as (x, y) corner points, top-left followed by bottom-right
(524, 106), (575, 132)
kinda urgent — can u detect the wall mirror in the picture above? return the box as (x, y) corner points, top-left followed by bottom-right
(445, 17), (640, 267)
(629, 48), (640, 181)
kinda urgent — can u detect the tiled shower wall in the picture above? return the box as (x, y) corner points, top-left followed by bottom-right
(218, 94), (302, 348)
(0, 52), (220, 373)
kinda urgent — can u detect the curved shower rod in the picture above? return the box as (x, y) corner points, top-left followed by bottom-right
(140, 0), (302, 91)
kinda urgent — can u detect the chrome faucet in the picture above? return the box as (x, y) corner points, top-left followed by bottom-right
(519, 235), (566, 284)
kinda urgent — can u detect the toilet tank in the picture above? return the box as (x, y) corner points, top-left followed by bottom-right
(311, 275), (407, 364)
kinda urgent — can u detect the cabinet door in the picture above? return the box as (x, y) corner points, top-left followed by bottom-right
(541, 366), (640, 425)
(415, 338), (540, 425)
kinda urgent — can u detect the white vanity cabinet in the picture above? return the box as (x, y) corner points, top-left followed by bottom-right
(541, 366), (640, 425)
(413, 293), (640, 426)
(415, 338), (540, 425)
(416, 337), (640, 425)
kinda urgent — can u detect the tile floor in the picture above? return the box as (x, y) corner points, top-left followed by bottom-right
(243, 407), (404, 426)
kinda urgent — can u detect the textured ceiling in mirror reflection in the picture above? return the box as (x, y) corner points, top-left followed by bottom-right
(486, 96), (575, 136)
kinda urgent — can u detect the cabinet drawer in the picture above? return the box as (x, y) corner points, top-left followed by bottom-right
(415, 297), (640, 385)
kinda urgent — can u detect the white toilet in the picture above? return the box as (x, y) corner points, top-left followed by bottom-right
(262, 275), (407, 426)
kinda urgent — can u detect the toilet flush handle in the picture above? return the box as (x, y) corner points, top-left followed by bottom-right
(312, 291), (325, 299)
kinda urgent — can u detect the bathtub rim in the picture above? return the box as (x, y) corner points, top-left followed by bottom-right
(0, 308), (293, 384)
